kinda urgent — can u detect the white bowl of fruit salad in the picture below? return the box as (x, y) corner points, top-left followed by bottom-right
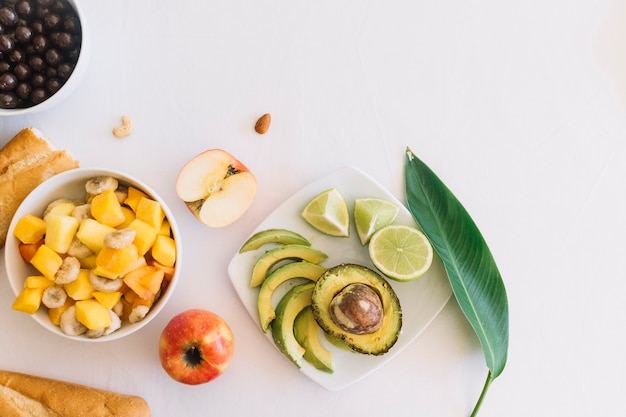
(4, 168), (181, 342)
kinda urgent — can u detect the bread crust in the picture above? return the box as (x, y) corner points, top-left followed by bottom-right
(0, 370), (150, 417)
(0, 127), (79, 247)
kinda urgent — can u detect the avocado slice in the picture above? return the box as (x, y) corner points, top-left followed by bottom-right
(249, 244), (328, 288)
(271, 282), (315, 368)
(239, 228), (311, 253)
(294, 306), (334, 373)
(311, 263), (402, 356)
(257, 261), (327, 332)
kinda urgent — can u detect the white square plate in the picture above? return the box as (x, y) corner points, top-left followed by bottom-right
(227, 166), (452, 391)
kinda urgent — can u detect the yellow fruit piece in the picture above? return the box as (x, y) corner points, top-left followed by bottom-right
(151, 235), (176, 267)
(79, 254), (97, 269)
(96, 245), (139, 276)
(93, 291), (122, 310)
(64, 269), (95, 300)
(135, 197), (164, 230)
(158, 219), (171, 236)
(48, 297), (75, 325)
(24, 275), (55, 289)
(127, 218), (158, 256)
(30, 244), (63, 280)
(44, 201), (76, 218)
(123, 265), (164, 300)
(44, 214), (79, 254)
(116, 206), (136, 229)
(124, 186), (149, 212)
(75, 299), (112, 330)
(92, 266), (121, 279)
(76, 218), (117, 254)
(13, 214), (46, 244)
(12, 287), (43, 314)
(91, 189), (125, 227)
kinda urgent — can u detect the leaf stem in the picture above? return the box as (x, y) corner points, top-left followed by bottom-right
(470, 371), (493, 417)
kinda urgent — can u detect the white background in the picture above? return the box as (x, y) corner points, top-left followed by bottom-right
(1, 1), (625, 416)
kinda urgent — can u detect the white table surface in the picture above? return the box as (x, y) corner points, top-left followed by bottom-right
(1, 1), (625, 416)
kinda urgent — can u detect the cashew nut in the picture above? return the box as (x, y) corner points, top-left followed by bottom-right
(112, 115), (132, 138)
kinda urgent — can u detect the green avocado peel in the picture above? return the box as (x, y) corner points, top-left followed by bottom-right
(404, 148), (509, 416)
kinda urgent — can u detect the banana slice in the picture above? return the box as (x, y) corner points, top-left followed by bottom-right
(104, 310), (122, 335)
(85, 176), (118, 195)
(42, 286), (67, 309)
(89, 270), (123, 292)
(59, 306), (87, 336)
(54, 256), (80, 285)
(128, 305), (149, 324)
(66, 237), (93, 260)
(103, 228), (136, 249)
(72, 203), (93, 222)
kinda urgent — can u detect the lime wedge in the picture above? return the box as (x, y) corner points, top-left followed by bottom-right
(354, 198), (400, 245)
(301, 188), (350, 237)
(368, 224), (433, 281)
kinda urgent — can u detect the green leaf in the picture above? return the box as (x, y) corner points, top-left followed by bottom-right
(404, 148), (509, 414)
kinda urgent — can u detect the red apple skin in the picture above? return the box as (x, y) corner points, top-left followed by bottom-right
(159, 309), (235, 385)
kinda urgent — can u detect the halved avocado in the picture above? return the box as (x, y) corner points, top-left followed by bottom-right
(239, 228), (311, 253)
(294, 306), (334, 373)
(249, 244), (327, 287)
(257, 261), (327, 332)
(311, 263), (402, 356)
(271, 282), (315, 367)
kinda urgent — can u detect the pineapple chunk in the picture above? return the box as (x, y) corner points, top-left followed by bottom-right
(13, 214), (46, 244)
(91, 189), (125, 227)
(75, 299), (112, 330)
(24, 275), (55, 289)
(151, 235), (176, 267)
(96, 245), (139, 276)
(127, 219), (158, 256)
(76, 218), (117, 253)
(12, 287), (43, 314)
(124, 186), (149, 212)
(64, 269), (95, 300)
(93, 291), (122, 310)
(135, 197), (165, 230)
(123, 265), (164, 300)
(30, 244), (63, 280)
(116, 206), (136, 229)
(45, 214), (79, 254)
(48, 297), (75, 325)
(44, 200), (76, 219)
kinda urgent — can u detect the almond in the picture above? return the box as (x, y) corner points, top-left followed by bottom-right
(254, 113), (271, 134)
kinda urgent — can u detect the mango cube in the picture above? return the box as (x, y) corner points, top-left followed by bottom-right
(30, 244), (63, 280)
(123, 265), (164, 300)
(64, 269), (95, 300)
(24, 275), (55, 289)
(44, 214), (79, 254)
(13, 214), (46, 244)
(135, 197), (164, 230)
(93, 291), (122, 310)
(48, 297), (75, 325)
(75, 299), (112, 330)
(124, 186), (149, 212)
(12, 287), (43, 314)
(91, 189), (125, 227)
(96, 245), (139, 276)
(76, 218), (117, 253)
(116, 206), (136, 229)
(151, 235), (176, 267)
(158, 219), (171, 237)
(79, 254), (97, 269)
(18, 240), (44, 263)
(127, 219), (158, 256)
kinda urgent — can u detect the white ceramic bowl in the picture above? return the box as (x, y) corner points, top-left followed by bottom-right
(4, 168), (182, 342)
(0, 0), (89, 116)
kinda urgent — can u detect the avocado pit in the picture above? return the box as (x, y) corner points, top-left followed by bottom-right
(329, 283), (383, 335)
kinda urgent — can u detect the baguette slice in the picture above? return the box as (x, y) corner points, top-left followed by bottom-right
(0, 370), (150, 417)
(0, 127), (79, 248)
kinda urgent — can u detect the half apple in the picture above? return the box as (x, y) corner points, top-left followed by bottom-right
(176, 149), (257, 228)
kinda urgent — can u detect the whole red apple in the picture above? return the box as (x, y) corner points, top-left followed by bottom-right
(159, 309), (235, 385)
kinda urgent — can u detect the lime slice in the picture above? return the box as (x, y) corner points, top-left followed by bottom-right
(368, 224), (433, 281)
(354, 198), (400, 245)
(301, 188), (350, 237)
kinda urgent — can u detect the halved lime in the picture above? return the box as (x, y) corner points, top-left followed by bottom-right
(368, 224), (433, 281)
(354, 198), (400, 245)
(301, 188), (350, 237)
